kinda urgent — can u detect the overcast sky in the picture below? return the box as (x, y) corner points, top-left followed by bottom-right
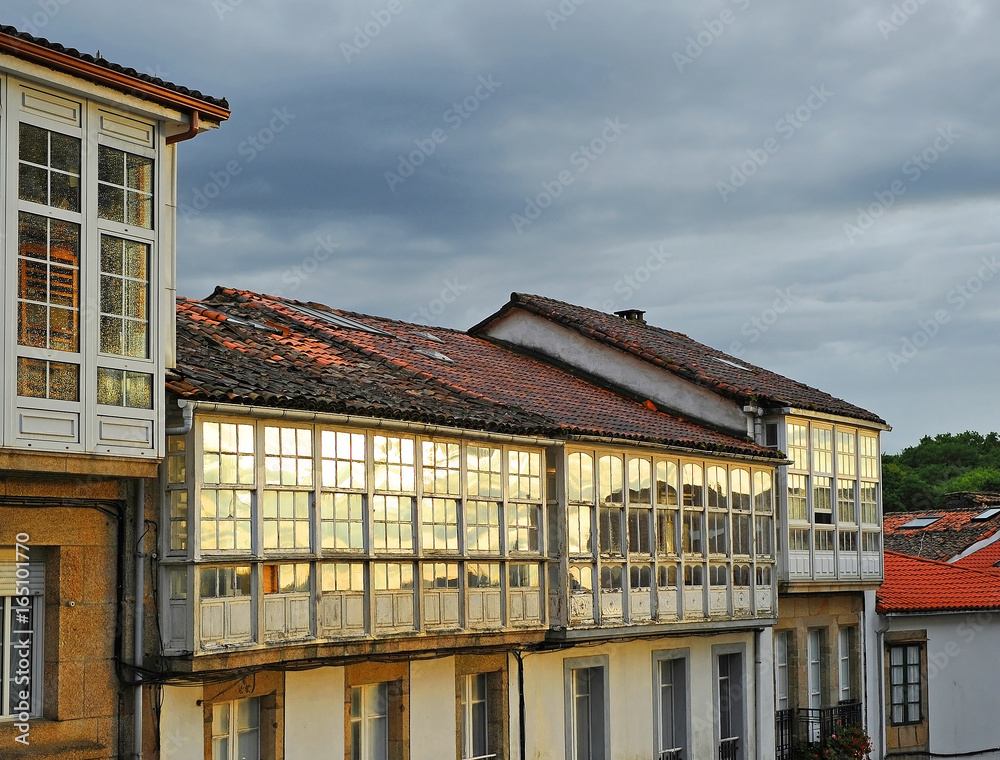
(10, 0), (1000, 452)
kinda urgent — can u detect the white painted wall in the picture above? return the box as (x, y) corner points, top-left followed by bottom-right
(482, 311), (748, 436)
(159, 685), (203, 760)
(410, 657), (458, 760)
(285, 667), (345, 760)
(863, 590), (883, 760)
(886, 612), (1000, 759)
(521, 632), (758, 760)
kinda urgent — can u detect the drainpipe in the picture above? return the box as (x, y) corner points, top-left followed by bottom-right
(133, 478), (146, 759)
(164, 399), (194, 436)
(512, 651), (526, 760)
(165, 110), (200, 145)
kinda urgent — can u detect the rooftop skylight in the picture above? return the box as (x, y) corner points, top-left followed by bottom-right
(413, 347), (454, 363)
(972, 508), (1000, 521)
(285, 303), (396, 337)
(713, 356), (752, 371)
(413, 331), (444, 344)
(900, 516), (942, 529)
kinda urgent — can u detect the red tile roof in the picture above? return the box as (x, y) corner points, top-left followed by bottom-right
(877, 551), (1000, 613)
(951, 539), (1000, 574)
(169, 287), (783, 460)
(883, 508), (1000, 562)
(473, 293), (886, 425)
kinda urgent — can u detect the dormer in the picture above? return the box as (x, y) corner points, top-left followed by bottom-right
(0, 28), (229, 463)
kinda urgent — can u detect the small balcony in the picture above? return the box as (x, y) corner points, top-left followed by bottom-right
(775, 701), (863, 760)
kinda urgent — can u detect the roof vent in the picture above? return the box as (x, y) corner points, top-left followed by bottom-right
(614, 308), (646, 325)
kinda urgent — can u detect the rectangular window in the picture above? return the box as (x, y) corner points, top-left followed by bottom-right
(813, 477), (832, 521)
(420, 497), (459, 552)
(16, 357), (79, 401)
(99, 234), (149, 358)
(199, 565), (251, 598)
(508, 503), (540, 553)
(350, 682), (389, 760)
(264, 426), (313, 487)
(730, 469), (751, 512)
(861, 484), (878, 525)
(373, 495), (414, 552)
(599, 506), (623, 556)
(468, 445), (502, 498)
(860, 434), (879, 480)
(839, 627), (856, 702)
(629, 564), (652, 590)
(656, 460), (679, 506)
(202, 422), (255, 485)
(373, 563), (414, 591)
(708, 512), (729, 556)
(627, 507), (651, 555)
(422, 441), (461, 495)
(567, 664), (607, 760)
(322, 562), (365, 592)
(656, 655), (687, 759)
(466, 500), (501, 553)
(656, 507), (677, 556)
(754, 565), (771, 587)
(683, 564), (703, 587)
(787, 423), (808, 470)
(460, 673), (490, 760)
(812, 427), (832, 474)
(200, 489), (252, 552)
(263, 563), (310, 594)
(98, 144), (153, 227)
(262, 491), (311, 550)
(682, 464), (703, 507)
(96, 367), (152, 408)
(212, 697), (260, 760)
(815, 529), (833, 552)
(775, 632), (789, 711)
(682, 510), (703, 555)
(754, 516), (772, 557)
(321, 430), (367, 489)
(753, 471), (772, 514)
(837, 479), (856, 524)
(837, 431), (856, 477)
(656, 563), (677, 589)
(717, 651), (744, 760)
(320, 492), (365, 551)
(709, 564), (728, 587)
(862, 532), (880, 553)
(787, 474), (807, 521)
(17, 212), (80, 355)
(19, 123), (81, 211)
(373, 435), (415, 492)
(789, 528), (809, 552)
(838, 530), (858, 553)
(599, 564), (622, 592)
(509, 450), (542, 500)
(889, 644), (922, 725)
(422, 562), (459, 589)
(1, 593), (43, 718)
(568, 504), (594, 555)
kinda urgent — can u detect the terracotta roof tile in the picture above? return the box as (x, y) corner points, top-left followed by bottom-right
(170, 288), (783, 461)
(883, 508), (1000, 561)
(877, 551), (1000, 613)
(474, 293), (886, 425)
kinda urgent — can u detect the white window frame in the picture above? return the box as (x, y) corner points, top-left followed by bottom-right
(460, 672), (493, 760)
(211, 696), (260, 760)
(652, 649), (689, 760)
(838, 627), (855, 702)
(351, 681), (389, 760)
(713, 644), (746, 760)
(0, 547), (45, 720)
(564, 655), (610, 760)
(774, 631), (789, 711)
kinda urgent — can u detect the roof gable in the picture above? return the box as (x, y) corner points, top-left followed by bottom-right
(473, 293), (886, 426)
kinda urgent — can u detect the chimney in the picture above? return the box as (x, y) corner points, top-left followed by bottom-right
(614, 308), (646, 325)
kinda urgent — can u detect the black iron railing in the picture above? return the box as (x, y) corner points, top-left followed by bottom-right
(775, 708), (795, 760)
(719, 736), (739, 760)
(775, 701), (863, 756)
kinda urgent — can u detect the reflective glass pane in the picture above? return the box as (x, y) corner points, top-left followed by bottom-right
(19, 123), (47, 164)
(97, 367), (124, 406)
(18, 212), (47, 258)
(125, 320), (147, 358)
(100, 316), (123, 354)
(127, 153), (153, 190)
(16, 358), (46, 397)
(101, 235), (123, 274)
(18, 164), (47, 205)
(98, 183), (125, 223)
(50, 132), (80, 173)
(125, 372), (152, 409)
(50, 171), (80, 211)
(49, 362), (79, 401)
(98, 145), (124, 183)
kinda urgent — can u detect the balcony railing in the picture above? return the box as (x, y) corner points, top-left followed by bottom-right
(658, 749), (682, 760)
(775, 701), (863, 759)
(719, 736), (739, 760)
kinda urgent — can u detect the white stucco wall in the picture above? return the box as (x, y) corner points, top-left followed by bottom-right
(520, 632), (760, 760)
(482, 311), (748, 436)
(863, 590), (883, 760)
(285, 667), (345, 760)
(159, 685), (204, 760)
(887, 612), (1000, 758)
(410, 657), (458, 760)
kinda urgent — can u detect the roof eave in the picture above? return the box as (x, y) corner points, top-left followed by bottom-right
(0, 33), (230, 122)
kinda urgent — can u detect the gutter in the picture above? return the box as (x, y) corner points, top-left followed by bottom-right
(566, 433), (789, 465)
(775, 406), (892, 432)
(133, 479), (146, 759)
(166, 111), (200, 145)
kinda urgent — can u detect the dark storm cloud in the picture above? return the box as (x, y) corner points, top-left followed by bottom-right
(9, 0), (1000, 449)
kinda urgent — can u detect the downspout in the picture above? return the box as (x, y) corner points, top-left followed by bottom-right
(133, 478), (146, 759)
(164, 399), (194, 436)
(754, 628), (762, 760)
(513, 651), (527, 760)
(165, 110), (200, 145)
(875, 614), (890, 760)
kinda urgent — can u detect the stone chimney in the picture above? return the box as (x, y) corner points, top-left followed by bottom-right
(614, 308), (646, 325)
